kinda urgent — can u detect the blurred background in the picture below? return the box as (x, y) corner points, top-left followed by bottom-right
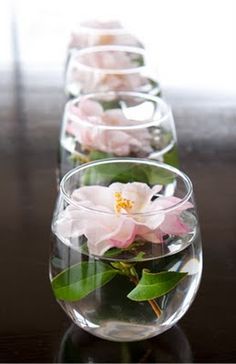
(2, 0), (236, 92)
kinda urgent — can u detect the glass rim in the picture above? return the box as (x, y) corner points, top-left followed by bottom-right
(60, 158), (193, 216)
(71, 45), (146, 74)
(66, 91), (173, 131)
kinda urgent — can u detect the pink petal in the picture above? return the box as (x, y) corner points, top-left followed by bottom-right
(68, 103), (84, 119)
(137, 226), (164, 244)
(85, 215), (135, 255)
(133, 213), (164, 230)
(79, 98), (103, 117)
(54, 207), (90, 238)
(97, 129), (133, 155)
(66, 119), (80, 137)
(103, 111), (153, 154)
(154, 196), (193, 212)
(103, 109), (127, 126)
(160, 214), (190, 236)
(108, 218), (136, 249)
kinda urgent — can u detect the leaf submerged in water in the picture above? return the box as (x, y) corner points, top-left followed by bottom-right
(52, 261), (118, 301)
(127, 270), (187, 301)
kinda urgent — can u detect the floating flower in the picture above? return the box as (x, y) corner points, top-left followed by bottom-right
(55, 182), (193, 256)
(66, 98), (153, 156)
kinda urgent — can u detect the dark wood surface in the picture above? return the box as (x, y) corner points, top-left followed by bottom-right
(1, 5), (236, 364)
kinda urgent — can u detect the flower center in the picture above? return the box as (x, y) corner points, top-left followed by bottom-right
(99, 34), (115, 45)
(114, 192), (134, 214)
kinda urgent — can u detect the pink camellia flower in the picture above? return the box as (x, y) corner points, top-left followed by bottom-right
(66, 98), (153, 156)
(55, 182), (193, 256)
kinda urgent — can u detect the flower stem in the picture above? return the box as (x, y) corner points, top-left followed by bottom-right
(111, 261), (162, 318)
(129, 275), (162, 319)
(147, 298), (162, 318)
(70, 152), (90, 164)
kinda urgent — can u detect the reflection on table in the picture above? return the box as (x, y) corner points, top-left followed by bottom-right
(56, 324), (192, 363)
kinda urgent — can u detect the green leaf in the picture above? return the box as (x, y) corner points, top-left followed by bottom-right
(104, 242), (146, 260)
(147, 78), (162, 97)
(82, 161), (175, 186)
(132, 54), (145, 67)
(143, 165), (175, 185)
(133, 251), (146, 261)
(52, 261), (117, 301)
(88, 150), (114, 161)
(127, 270), (187, 301)
(104, 247), (124, 257)
(82, 162), (148, 186)
(101, 99), (121, 110)
(163, 145), (180, 168)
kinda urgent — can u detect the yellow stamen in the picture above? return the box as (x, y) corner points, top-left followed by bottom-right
(99, 34), (115, 45)
(114, 192), (134, 214)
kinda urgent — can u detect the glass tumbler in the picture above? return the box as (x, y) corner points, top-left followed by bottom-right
(65, 45), (161, 98)
(50, 158), (203, 342)
(59, 91), (178, 178)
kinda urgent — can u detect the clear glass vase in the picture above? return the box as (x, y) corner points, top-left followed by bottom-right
(50, 158), (202, 342)
(59, 91), (178, 178)
(65, 45), (161, 98)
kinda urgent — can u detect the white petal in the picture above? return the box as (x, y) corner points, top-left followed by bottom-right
(131, 212), (164, 230)
(87, 239), (113, 256)
(54, 208), (88, 238)
(72, 186), (114, 210)
(121, 182), (160, 212)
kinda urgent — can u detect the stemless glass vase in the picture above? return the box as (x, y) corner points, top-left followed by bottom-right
(68, 19), (143, 50)
(59, 91), (178, 178)
(50, 158), (203, 342)
(65, 45), (161, 98)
